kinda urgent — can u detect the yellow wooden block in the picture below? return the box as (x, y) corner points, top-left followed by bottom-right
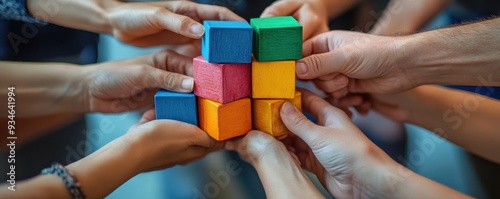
(252, 58), (295, 99)
(198, 97), (252, 141)
(252, 91), (302, 136)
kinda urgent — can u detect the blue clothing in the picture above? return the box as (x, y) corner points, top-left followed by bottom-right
(0, 0), (40, 23)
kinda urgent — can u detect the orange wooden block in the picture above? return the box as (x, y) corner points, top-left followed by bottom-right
(198, 97), (252, 141)
(252, 91), (301, 136)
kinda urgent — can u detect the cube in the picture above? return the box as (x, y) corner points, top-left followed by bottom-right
(252, 58), (295, 99)
(154, 90), (198, 125)
(193, 56), (251, 104)
(253, 91), (302, 137)
(250, 16), (302, 61)
(198, 97), (252, 141)
(202, 20), (253, 63)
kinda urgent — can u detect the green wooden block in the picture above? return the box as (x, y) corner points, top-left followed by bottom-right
(250, 16), (302, 62)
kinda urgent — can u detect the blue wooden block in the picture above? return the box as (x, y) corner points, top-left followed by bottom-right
(154, 89), (198, 125)
(202, 20), (253, 63)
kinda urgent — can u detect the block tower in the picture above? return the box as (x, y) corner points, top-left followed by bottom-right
(250, 16), (303, 137)
(154, 16), (302, 140)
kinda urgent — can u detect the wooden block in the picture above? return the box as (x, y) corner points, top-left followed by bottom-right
(253, 91), (302, 137)
(252, 58), (295, 99)
(154, 90), (198, 125)
(198, 97), (252, 141)
(250, 16), (302, 62)
(202, 20), (253, 63)
(193, 56), (251, 104)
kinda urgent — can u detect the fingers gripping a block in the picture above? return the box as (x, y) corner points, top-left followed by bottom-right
(252, 91), (302, 137)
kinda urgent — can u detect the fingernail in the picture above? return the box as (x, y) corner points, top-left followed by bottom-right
(181, 78), (194, 91)
(190, 24), (205, 37)
(281, 102), (296, 114)
(296, 62), (308, 75)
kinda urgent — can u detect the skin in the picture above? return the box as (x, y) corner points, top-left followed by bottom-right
(277, 89), (471, 198)
(0, 49), (193, 147)
(0, 109), (224, 199)
(26, 0), (245, 46)
(296, 18), (500, 97)
(225, 131), (326, 199)
(334, 85), (500, 164)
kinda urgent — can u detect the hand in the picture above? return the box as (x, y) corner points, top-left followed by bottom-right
(297, 31), (419, 96)
(280, 89), (403, 198)
(225, 130), (293, 166)
(82, 49), (194, 113)
(107, 1), (245, 46)
(261, 0), (329, 40)
(126, 108), (224, 172)
(225, 131), (326, 199)
(332, 91), (414, 123)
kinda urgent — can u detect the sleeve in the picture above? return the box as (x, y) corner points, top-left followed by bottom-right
(0, 0), (43, 23)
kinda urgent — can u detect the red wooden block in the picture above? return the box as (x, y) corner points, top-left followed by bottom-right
(193, 56), (251, 104)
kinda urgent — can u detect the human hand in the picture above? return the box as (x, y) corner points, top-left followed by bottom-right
(225, 131), (326, 199)
(297, 30), (419, 96)
(331, 91), (414, 123)
(81, 49), (194, 113)
(280, 89), (403, 198)
(126, 108), (224, 172)
(261, 0), (329, 40)
(107, 1), (244, 46)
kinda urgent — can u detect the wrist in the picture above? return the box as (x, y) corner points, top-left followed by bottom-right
(99, 0), (123, 35)
(93, 0), (121, 34)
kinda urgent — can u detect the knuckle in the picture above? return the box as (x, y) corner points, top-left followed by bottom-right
(177, 16), (192, 31)
(162, 72), (179, 89)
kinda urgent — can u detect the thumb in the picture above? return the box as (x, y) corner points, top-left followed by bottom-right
(296, 51), (347, 80)
(143, 67), (194, 93)
(280, 102), (322, 146)
(154, 9), (205, 38)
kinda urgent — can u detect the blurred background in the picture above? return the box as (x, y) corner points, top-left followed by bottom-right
(1, 0), (499, 198)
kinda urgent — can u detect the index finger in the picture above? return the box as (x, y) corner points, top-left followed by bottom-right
(169, 1), (245, 21)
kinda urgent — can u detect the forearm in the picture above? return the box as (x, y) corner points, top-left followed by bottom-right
(254, 148), (324, 198)
(391, 165), (471, 198)
(0, 62), (86, 118)
(370, 0), (451, 35)
(402, 86), (500, 163)
(26, 0), (118, 34)
(66, 137), (142, 199)
(401, 18), (500, 86)
(0, 136), (141, 198)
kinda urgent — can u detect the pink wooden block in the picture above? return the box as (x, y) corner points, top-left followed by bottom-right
(193, 56), (251, 104)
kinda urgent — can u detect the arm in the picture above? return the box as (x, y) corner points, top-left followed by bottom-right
(403, 18), (500, 87)
(0, 50), (193, 118)
(370, 0), (452, 35)
(297, 18), (500, 96)
(280, 89), (470, 198)
(375, 86), (500, 163)
(0, 109), (222, 198)
(226, 131), (325, 198)
(26, 0), (244, 46)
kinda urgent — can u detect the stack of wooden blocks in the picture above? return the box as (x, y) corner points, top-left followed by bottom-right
(154, 16), (303, 141)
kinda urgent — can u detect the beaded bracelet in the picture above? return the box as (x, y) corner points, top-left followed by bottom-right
(41, 162), (86, 199)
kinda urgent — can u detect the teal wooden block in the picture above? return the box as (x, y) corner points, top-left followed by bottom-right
(250, 16), (302, 62)
(154, 90), (198, 125)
